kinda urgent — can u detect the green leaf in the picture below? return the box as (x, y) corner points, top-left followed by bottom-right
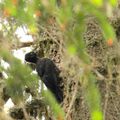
(68, 44), (76, 55)
(109, 0), (117, 6)
(92, 111), (103, 120)
(90, 0), (103, 7)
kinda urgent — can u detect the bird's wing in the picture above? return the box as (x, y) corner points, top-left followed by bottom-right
(36, 59), (45, 77)
(37, 58), (63, 102)
(42, 74), (63, 102)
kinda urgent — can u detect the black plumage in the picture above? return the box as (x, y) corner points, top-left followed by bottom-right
(25, 52), (63, 103)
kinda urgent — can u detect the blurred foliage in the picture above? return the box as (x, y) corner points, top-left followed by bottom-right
(0, 0), (118, 120)
(43, 90), (65, 119)
(0, 44), (38, 102)
(0, 41), (65, 119)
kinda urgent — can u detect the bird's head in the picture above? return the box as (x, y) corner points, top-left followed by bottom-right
(25, 52), (38, 64)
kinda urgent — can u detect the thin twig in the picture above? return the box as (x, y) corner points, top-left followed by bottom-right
(11, 41), (34, 49)
(93, 69), (106, 80)
(103, 64), (113, 119)
(65, 80), (78, 119)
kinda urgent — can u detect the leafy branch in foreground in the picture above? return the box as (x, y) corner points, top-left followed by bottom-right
(0, 0), (118, 120)
(0, 41), (64, 119)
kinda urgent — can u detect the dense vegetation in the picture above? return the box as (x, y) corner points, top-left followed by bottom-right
(0, 0), (119, 120)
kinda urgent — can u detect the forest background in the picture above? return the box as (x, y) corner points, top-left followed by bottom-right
(0, 0), (120, 120)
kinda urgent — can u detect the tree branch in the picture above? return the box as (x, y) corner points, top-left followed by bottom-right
(11, 41), (34, 49)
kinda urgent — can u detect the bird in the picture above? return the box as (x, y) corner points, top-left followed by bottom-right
(25, 51), (63, 103)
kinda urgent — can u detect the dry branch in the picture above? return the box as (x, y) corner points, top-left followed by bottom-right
(11, 41), (34, 49)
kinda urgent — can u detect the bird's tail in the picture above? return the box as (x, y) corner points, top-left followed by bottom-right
(54, 87), (63, 103)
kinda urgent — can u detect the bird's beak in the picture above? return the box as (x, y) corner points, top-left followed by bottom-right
(24, 61), (27, 64)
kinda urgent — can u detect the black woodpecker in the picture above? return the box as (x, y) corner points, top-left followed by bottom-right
(25, 52), (63, 103)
